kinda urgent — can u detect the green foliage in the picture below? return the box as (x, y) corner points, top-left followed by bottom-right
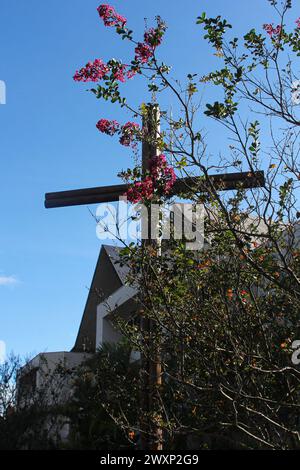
(248, 121), (260, 161)
(204, 100), (237, 119)
(196, 13), (232, 50)
(66, 342), (139, 450)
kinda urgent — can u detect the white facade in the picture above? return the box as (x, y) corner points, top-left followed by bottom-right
(96, 285), (137, 348)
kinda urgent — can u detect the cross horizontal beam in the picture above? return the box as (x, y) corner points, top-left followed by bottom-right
(45, 170), (265, 209)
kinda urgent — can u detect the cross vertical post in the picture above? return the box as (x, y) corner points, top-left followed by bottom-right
(140, 103), (163, 451)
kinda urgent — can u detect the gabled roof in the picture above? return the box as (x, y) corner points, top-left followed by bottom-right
(72, 244), (130, 353)
(102, 244), (130, 285)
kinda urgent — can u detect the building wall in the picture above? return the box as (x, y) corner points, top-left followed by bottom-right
(18, 351), (91, 407)
(72, 247), (123, 353)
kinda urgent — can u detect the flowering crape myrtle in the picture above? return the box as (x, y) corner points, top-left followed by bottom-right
(263, 23), (282, 37)
(97, 4), (127, 28)
(73, 58), (109, 83)
(73, 4), (171, 203)
(96, 119), (120, 136)
(125, 154), (177, 203)
(72, 1), (300, 450)
(96, 119), (141, 149)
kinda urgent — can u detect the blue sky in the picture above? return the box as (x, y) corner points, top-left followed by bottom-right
(0, 0), (289, 359)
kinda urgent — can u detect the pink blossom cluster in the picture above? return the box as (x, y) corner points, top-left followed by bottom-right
(96, 119), (140, 147)
(144, 27), (163, 47)
(111, 63), (136, 82)
(112, 63), (127, 83)
(263, 23), (282, 37)
(97, 4), (127, 28)
(134, 25), (165, 65)
(135, 43), (153, 64)
(126, 176), (154, 203)
(296, 17), (300, 29)
(73, 59), (109, 82)
(96, 119), (120, 135)
(119, 121), (140, 147)
(127, 69), (138, 79)
(149, 154), (177, 194)
(126, 154), (176, 203)
(74, 59), (135, 84)
(75, 7), (167, 84)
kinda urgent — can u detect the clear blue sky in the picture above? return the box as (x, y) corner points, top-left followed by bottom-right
(0, 0), (288, 359)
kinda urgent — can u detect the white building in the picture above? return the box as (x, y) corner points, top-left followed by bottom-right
(17, 244), (137, 442)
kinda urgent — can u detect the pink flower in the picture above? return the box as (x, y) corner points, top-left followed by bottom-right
(119, 122), (140, 147)
(274, 25), (282, 36)
(97, 4), (127, 28)
(150, 154), (177, 194)
(73, 58), (109, 82)
(126, 176), (154, 203)
(96, 119), (120, 135)
(96, 119), (140, 145)
(296, 17), (300, 29)
(126, 69), (138, 79)
(144, 27), (163, 48)
(113, 63), (127, 83)
(135, 43), (153, 64)
(74, 59), (134, 85)
(263, 23), (282, 38)
(240, 290), (248, 297)
(125, 154), (176, 203)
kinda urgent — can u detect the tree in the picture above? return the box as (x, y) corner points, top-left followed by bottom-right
(0, 353), (72, 449)
(66, 342), (139, 450)
(72, 0), (300, 449)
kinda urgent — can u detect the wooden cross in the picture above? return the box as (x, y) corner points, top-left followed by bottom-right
(45, 103), (265, 450)
(45, 171), (265, 208)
